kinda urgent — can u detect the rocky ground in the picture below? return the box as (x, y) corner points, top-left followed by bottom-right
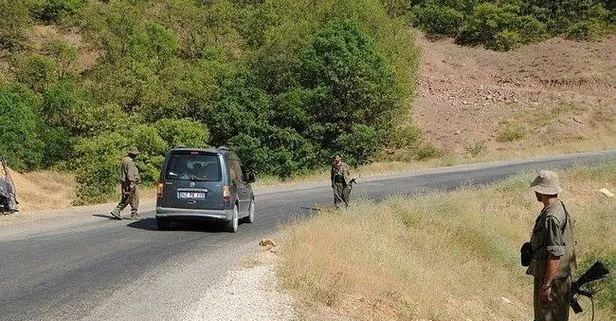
(413, 35), (616, 156)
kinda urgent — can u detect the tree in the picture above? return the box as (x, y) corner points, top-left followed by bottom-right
(0, 84), (44, 171)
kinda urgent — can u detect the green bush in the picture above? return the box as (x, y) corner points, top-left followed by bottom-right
(36, 0), (88, 22)
(412, 4), (464, 37)
(386, 125), (422, 149)
(0, 84), (45, 171)
(154, 118), (210, 149)
(294, 19), (400, 128)
(416, 142), (439, 160)
(565, 19), (608, 41)
(497, 121), (527, 142)
(335, 124), (381, 166)
(73, 133), (129, 205)
(456, 3), (521, 48)
(42, 39), (78, 76)
(491, 29), (522, 51)
(73, 125), (168, 205)
(0, 1), (31, 51)
(14, 54), (59, 93)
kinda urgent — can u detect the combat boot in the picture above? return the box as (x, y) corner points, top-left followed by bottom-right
(110, 209), (122, 220)
(129, 212), (142, 220)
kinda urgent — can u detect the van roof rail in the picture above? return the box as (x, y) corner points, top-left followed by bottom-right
(217, 146), (230, 151)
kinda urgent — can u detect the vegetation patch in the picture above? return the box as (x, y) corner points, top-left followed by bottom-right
(279, 163), (616, 320)
(398, 0), (615, 50)
(497, 120), (527, 142)
(0, 0), (420, 204)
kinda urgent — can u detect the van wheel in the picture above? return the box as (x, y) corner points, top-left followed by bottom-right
(156, 217), (170, 231)
(226, 205), (239, 233)
(242, 200), (255, 224)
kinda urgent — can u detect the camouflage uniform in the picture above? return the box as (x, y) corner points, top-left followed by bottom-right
(527, 171), (576, 321)
(111, 147), (141, 220)
(331, 162), (351, 208)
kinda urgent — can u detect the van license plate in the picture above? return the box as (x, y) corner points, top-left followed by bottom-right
(178, 192), (206, 199)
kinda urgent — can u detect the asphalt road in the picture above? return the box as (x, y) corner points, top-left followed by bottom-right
(1, 150), (615, 321)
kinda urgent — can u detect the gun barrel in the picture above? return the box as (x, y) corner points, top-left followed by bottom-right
(573, 261), (609, 290)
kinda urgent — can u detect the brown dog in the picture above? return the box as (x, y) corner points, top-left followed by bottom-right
(259, 238), (277, 249)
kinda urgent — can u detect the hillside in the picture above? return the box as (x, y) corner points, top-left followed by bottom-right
(413, 34), (616, 156)
(6, 31), (616, 212)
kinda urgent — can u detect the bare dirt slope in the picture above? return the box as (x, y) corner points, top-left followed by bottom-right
(7, 168), (75, 212)
(413, 35), (616, 156)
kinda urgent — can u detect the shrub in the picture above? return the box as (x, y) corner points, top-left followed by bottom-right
(386, 125), (422, 149)
(412, 4), (464, 37)
(0, 1), (31, 51)
(73, 125), (168, 205)
(565, 19), (608, 41)
(491, 30), (522, 51)
(465, 140), (487, 157)
(14, 54), (59, 93)
(42, 39), (78, 76)
(497, 121), (527, 142)
(36, 0), (87, 22)
(416, 142), (439, 160)
(73, 133), (129, 205)
(335, 124), (381, 166)
(456, 3), (520, 47)
(154, 118), (210, 149)
(41, 125), (74, 167)
(0, 84), (45, 171)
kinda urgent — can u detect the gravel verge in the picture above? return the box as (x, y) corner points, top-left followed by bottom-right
(183, 247), (297, 321)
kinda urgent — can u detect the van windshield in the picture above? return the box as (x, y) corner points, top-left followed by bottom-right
(164, 152), (222, 181)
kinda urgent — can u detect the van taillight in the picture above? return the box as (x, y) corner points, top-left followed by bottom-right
(157, 180), (164, 198)
(223, 185), (231, 201)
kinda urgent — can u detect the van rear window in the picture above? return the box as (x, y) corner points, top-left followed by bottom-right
(164, 152), (222, 181)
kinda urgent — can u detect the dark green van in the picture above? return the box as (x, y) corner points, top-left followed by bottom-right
(155, 147), (255, 232)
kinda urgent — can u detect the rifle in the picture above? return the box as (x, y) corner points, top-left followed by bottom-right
(569, 261), (610, 320)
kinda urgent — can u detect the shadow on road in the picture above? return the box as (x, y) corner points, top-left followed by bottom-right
(92, 213), (120, 220)
(126, 217), (228, 233)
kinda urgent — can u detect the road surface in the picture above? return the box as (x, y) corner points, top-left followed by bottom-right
(1, 150), (614, 321)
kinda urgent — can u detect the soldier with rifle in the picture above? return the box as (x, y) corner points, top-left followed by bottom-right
(110, 147), (141, 220)
(331, 153), (353, 208)
(525, 170), (576, 321)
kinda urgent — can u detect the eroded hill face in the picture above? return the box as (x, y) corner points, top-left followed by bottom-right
(413, 35), (616, 157)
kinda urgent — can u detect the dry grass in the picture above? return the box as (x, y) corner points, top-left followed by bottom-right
(9, 169), (75, 212)
(279, 163), (616, 321)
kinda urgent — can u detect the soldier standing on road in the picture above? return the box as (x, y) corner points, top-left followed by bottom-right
(110, 147), (141, 220)
(526, 170), (576, 321)
(330, 153), (352, 208)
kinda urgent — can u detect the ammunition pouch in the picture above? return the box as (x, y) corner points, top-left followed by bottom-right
(520, 242), (532, 267)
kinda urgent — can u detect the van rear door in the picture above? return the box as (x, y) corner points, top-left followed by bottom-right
(159, 151), (224, 210)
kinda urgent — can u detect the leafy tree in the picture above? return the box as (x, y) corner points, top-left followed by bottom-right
(293, 19), (400, 148)
(0, 84), (44, 171)
(334, 124), (380, 166)
(154, 118), (210, 149)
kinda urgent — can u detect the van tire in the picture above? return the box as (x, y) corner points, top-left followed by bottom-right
(156, 217), (170, 231)
(242, 199), (255, 224)
(226, 205), (239, 233)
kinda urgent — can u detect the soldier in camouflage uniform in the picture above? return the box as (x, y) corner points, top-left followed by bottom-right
(110, 147), (141, 220)
(330, 153), (352, 208)
(526, 170), (576, 321)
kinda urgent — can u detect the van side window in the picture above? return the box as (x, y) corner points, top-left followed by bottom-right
(229, 159), (244, 183)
